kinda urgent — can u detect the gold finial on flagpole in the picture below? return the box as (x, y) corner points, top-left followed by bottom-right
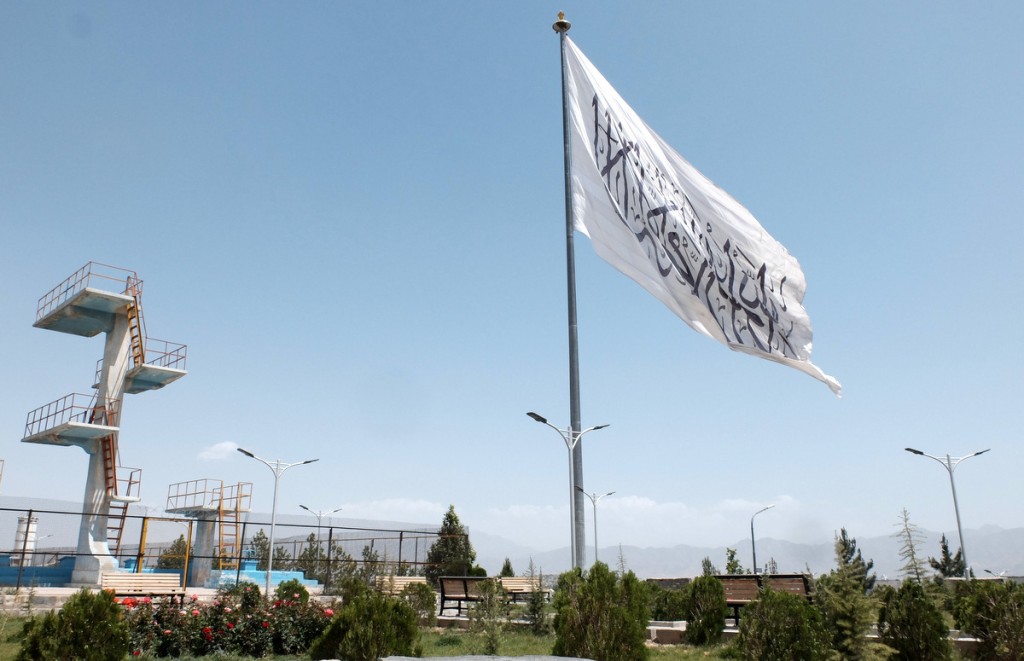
(553, 11), (571, 33)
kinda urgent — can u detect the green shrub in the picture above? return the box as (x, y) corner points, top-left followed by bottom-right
(877, 580), (951, 661)
(684, 575), (728, 646)
(648, 582), (689, 621)
(469, 578), (509, 655)
(551, 561), (650, 661)
(736, 587), (831, 661)
(274, 578), (310, 604)
(309, 591), (419, 661)
(954, 579), (1024, 660)
(401, 581), (438, 627)
(525, 560), (549, 635)
(18, 588), (129, 661)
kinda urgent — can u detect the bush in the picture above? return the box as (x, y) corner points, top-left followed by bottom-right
(18, 588), (129, 661)
(551, 561), (650, 661)
(648, 582), (689, 621)
(401, 581), (438, 627)
(469, 578), (509, 655)
(309, 591), (419, 661)
(877, 580), (951, 661)
(274, 577), (310, 604)
(684, 575), (728, 646)
(736, 587), (831, 661)
(954, 579), (1024, 660)
(525, 560), (549, 635)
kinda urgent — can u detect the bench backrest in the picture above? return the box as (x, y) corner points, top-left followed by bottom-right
(440, 576), (490, 599)
(375, 575), (428, 594)
(498, 577), (542, 593)
(714, 574), (812, 603)
(101, 573), (183, 589)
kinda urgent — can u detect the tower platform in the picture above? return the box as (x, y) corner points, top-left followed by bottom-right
(34, 287), (134, 337)
(22, 393), (119, 447)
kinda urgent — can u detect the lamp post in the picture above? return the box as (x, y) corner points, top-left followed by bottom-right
(300, 504), (341, 580)
(237, 448), (318, 598)
(576, 487), (614, 565)
(527, 412), (608, 569)
(905, 447), (989, 579)
(750, 504), (775, 575)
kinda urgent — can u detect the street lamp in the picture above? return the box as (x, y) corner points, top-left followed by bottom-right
(750, 504), (775, 575)
(300, 505), (341, 580)
(905, 447), (989, 579)
(237, 448), (318, 597)
(527, 412), (608, 569)
(576, 487), (614, 565)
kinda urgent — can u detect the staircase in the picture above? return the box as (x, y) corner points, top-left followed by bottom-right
(216, 483), (251, 570)
(125, 276), (146, 367)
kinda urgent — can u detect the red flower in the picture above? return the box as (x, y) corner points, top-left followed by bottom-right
(133, 651), (141, 657)
(163, 629), (172, 636)
(191, 609), (201, 616)
(227, 622), (235, 629)
(324, 608), (334, 617)
(261, 621), (270, 628)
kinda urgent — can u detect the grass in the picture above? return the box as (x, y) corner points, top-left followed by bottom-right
(419, 628), (737, 659)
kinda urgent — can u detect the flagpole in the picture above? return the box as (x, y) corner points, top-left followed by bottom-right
(553, 11), (586, 571)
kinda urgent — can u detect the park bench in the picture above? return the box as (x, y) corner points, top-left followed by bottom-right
(438, 576), (490, 616)
(715, 574), (811, 623)
(101, 572), (186, 603)
(374, 575), (429, 596)
(498, 576), (551, 602)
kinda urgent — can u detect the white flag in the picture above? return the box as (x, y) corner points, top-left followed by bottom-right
(564, 38), (841, 396)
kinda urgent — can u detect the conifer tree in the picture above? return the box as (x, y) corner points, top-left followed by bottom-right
(425, 505), (476, 585)
(837, 527), (877, 593)
(894, 508), (929, 583)
(928, 533), (966, 581)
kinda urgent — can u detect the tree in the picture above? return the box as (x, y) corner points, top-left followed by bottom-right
(250, 528), (293, 571)
(725, 547), (746, 574)
(836, 527), (877, 593)
(701, 557), (719, 576)
(499, 558), (514, 577)
(295, 533), (326, 583)
(928, 534), (966, 582)
(877, 580), (952, 660)
(424, 505), (476, 585)
(894, 509), (929, 583)
(764, 557), (779, 575)
(816, 531), (880, 659)
(737, 587), (831, 661)
(157, 534), (193, 570)
(552, 562), (650, 661)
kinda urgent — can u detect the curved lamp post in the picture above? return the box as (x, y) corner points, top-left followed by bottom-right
(527, 412), (608, 568)
(300, 505), (341, 580)
(750, 504), (775, 575)
(237, 448), (318, 597)
(905, 447), (989, 579)
(576, 487), (614, 565)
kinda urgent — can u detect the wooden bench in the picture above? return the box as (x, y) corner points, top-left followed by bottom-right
(374, 575), (429, 596)
(715, 574), (811, 623)
(101, 572), (186, 603)
(498, 576), (551, 603)
(438, 576), (490, 616)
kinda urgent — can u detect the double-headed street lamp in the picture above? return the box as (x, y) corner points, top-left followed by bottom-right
(905, 447), (989, 579)
(750, 504), (775, 575)
(237, 448), (318, 597)
(576, 487), (614, 565)
(527, 412), (608, 569)
(300, 505), (342, 579)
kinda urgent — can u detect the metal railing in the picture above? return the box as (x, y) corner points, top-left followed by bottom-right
(36, 262), (142, 322)
(24, 393), (120, 437)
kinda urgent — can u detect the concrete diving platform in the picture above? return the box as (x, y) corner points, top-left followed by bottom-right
(34, 287), (134, 337)
(22, 393), (119, 447)
(125, 363), (187, 394)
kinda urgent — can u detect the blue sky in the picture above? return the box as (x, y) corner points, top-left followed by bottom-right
(2, 2), (1023, 571)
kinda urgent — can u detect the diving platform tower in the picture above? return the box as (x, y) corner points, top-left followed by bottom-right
(21, 263), (186, 584)
(166, 479), (252, 586)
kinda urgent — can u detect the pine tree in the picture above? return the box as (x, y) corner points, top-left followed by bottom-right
(928, 533), (966, 582)
(836, 527), (877, 593)
(701, 557), (719, 576)
(157, 534), (192, 569)
(894, 508), (929, 583)
(816, 530), (878, 659)
(425, 505), (476, 585)
(500, 558), (514, 577)
(250, 528), (293, 571)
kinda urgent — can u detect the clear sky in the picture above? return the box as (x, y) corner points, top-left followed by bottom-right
(2, 2), (1022, 569)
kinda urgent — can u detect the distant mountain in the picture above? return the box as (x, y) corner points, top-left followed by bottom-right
(474, 527), (1024, 580)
